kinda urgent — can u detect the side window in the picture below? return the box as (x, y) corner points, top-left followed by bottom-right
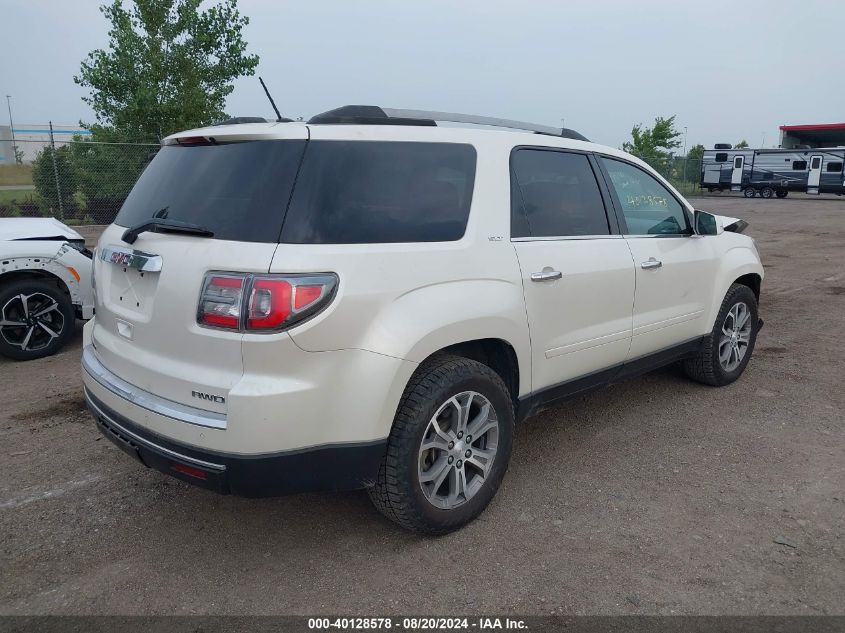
(827, 161), (843, 173)
(792, 160), (807, 171)
(715, 153), (728, 162)
(601, 157), (690, 236)
(510, 149), (610, 238)
(281, 141), (476, 244)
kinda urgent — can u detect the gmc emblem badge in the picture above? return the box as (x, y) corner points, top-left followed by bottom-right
(191, 390), (226, 404)
(110, 251), (132, 266)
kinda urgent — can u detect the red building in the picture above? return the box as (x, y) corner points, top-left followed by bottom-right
(779, 123), (845, 149)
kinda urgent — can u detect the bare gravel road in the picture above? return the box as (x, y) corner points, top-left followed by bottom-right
(1, 196), (843, 616)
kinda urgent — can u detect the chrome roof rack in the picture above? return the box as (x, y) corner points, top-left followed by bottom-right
(308, 106), (589, 142)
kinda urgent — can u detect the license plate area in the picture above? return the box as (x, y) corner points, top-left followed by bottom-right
(100, 245), (161, 317)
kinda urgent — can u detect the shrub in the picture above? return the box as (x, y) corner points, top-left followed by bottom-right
(32, 145), (78, 216)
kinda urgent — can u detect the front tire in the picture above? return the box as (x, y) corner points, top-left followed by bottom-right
(760, 186), (774, 199)
(0, 278), (75, 361)
(684, 284), (759, 386)
(369, 354), (515, 535)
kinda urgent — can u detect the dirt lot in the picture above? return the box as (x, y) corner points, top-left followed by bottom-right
(1, 196), (843, 616)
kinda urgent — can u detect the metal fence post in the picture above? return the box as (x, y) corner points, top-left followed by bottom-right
(48, 121), (64, 220)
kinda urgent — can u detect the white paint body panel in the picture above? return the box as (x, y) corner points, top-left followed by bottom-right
(0, 217), (84, 242)
(0, 218), (94, 318)
(83, 122), (763, 456)
(513, 237), (634, 387)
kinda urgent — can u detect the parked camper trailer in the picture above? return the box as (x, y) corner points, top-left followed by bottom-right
(701, 146), (845, 197)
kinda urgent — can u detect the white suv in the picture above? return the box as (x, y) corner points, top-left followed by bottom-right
(82, 106), (763, 534)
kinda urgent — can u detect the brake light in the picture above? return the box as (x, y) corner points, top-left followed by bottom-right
(197, 272), (337, 332)
(176, 136), (212, 146)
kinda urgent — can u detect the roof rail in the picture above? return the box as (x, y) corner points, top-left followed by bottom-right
(308, 106), (589, 142)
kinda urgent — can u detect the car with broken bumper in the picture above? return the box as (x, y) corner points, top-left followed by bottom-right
(1, 218), (94, 360)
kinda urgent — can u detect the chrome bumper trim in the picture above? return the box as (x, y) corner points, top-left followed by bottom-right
(81, 345), (227, 430)
(85, 390), (225, 471)
(99, 244), (163, 272)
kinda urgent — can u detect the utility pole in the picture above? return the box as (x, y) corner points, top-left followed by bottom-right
(49, 121), (64, 220)
(682, 126), (689, 183)
(5, 95), (19, 164)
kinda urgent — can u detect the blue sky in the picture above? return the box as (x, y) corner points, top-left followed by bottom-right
(2, 0), (843, 149)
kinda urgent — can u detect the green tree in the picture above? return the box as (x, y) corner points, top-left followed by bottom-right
(734, 140), (749, 149)
(682, 143), (706, 183)
(622, 116), (682, 173)
(32, 145), (78, 217)
(687, 143), (705, 163)
(69, 138), (158, 223)
(75, 0), (259, 142)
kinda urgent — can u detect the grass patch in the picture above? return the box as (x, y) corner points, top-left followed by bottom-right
(0, 164), (34, 186)
(0, 188), (38, 206)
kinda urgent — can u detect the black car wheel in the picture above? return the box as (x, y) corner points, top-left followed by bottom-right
(0, 278), (75, 361)
(369, 354), (515, 535)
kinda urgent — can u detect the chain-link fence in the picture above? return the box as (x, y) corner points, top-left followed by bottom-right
(637, 155), (704, 197)
(0, 137), (159, 225)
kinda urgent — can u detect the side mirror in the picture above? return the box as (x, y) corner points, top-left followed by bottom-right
(694, 209), (723, 236)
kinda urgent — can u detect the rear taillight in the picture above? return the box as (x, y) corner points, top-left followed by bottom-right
(198, 272), (337, 332)
(198, 275), (245, 329)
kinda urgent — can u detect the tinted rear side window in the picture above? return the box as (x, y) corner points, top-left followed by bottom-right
(281, 141), (476, 244)
(511, 149), (610, 238)
(115, 141), (306, 243)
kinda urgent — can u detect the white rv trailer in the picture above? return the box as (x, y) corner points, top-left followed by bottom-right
(700, 145), (845, 197)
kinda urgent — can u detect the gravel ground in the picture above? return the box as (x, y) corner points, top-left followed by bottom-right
(1, 196), (843, 616)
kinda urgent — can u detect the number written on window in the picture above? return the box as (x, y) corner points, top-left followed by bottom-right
(601, 158), (690, 236)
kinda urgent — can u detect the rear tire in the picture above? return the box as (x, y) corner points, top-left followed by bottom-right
(369, 354), (515, 535)
(0, 278), (75, 361)
(760, 186), (774, 199)
(743, 188), (757, 198)
(683, 284), (759, 387)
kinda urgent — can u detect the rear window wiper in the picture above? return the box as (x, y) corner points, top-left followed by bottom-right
(122, 218), (214, 244)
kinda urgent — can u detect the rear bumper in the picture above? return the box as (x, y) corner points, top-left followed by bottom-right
(85, 388), (387, 497)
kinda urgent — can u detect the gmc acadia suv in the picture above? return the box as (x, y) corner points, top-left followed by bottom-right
(82, 106), (763, 534)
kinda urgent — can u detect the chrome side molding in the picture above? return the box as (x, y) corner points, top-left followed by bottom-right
(99, 245), (163, 272)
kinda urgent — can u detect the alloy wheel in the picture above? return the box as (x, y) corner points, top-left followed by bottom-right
(0, 292), (65, 352)
(718, 302), (752, 372)
(417, 391), (499, 510)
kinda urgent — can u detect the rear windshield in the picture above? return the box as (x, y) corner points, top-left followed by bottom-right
(280, 141), (476, 244)
(115, 140), (306, 243)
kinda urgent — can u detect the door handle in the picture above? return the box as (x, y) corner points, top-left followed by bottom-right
(530, 269), (563, 282)
(641, 258), (662, 270)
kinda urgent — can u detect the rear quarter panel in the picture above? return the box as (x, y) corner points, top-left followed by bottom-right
(272, 135), (532, 396)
